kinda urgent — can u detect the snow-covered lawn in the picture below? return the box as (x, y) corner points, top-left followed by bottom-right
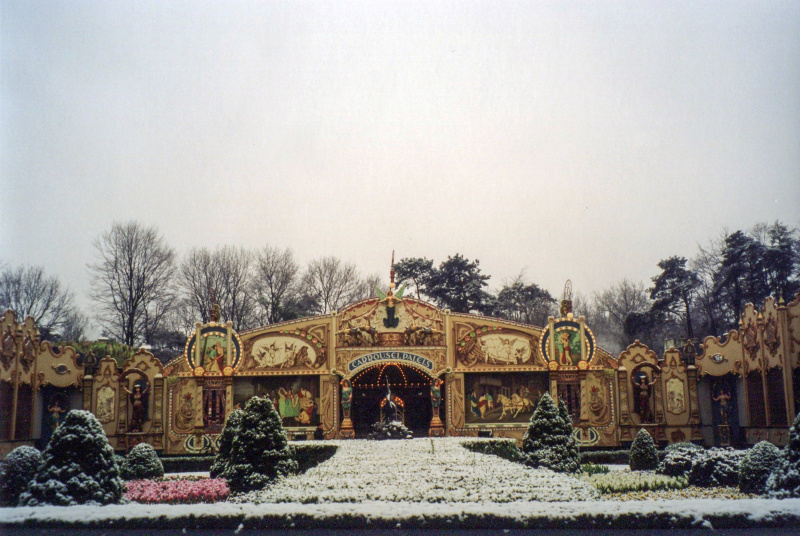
(233, 437), (598, 503)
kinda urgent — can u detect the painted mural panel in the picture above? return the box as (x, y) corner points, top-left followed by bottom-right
(457, 327), (543, 368)
(233, 376), (320, 427)
(185, 325), (242, 373)
(540, 320), (596, 366)
(585, 371), (613, 426)
(666, 377), (686, 415)
(96, 385), (116, 424)
(244, 336), (321, 370)
(464, 372), (549, 424)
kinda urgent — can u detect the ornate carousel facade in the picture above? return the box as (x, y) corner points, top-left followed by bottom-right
(1, 276), (798, 457)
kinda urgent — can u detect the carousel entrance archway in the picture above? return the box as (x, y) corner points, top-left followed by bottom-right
(350, 363), (437, 437)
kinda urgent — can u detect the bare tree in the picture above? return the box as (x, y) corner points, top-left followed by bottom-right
(176, 246), (256, 331)
(176, 248), (220, 325)
(0, 264), (85, 341)
(593, 278), (650, 350)
(216, 246), (255, 330)
(252, 246), (300, 325)
(300, 256), (368, 314)
(88, 221), (176, 347)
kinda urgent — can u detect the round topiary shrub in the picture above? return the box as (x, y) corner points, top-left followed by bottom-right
(210, 408), (244, 479)
(521, 393), (580, 473)
(688, 447), (746, 488)
(629, 429), (659, 471)
(0, 445), (42, 506)
(120, 443), (164, 481)
(766, 412), (800, 498)
(658, 444), (703, 477)
(214, 397), (297, 493)
(19, 410), (123, 505)
(739, 441), (781, 494)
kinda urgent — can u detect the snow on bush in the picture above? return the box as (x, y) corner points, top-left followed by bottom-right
(688, 447), (746, 488)
(0, 445), (41, 506)
(629, 429), (659, 471)
(209, 408), (243, 479)
(124, 477), (229, 504)
(521, 393), (580, 474)
(120, 443), (164, 481)
(766, 412), (800, 499)
(739, 441), (781, 494)
(658, 444), (703, 477)
(665, 441), (702, 453)
(369, 420), (413, 440)
(231, 438), (598, 504)
(212, 397), (297, 493)
(19, 410), (124, 506)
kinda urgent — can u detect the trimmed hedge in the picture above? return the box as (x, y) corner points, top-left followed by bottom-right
(461, 439), (523, 463)
(159, 456), (215, 474)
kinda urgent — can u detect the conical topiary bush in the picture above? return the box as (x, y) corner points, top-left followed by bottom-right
(766, 412), (800, 498)
(521, 392), (580, 473)
(210, 408), (244, 478)
(217, 397), (297, 492)
(19, 410), (123, 505)
(629, 429), (659, 471)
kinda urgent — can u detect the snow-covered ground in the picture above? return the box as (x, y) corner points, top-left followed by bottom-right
(2, 438), (799, 530)
(233, 437), (598, 503)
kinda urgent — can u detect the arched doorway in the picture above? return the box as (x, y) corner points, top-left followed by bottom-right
(349, 363), (436, 437)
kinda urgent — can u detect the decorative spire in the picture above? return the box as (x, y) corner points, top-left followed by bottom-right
(389, 250), (396, 291)
(560, 279), (573, 317)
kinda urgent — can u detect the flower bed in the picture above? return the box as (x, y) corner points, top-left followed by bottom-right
(124, 476), (229, 504)
(581, 470), (688, 494)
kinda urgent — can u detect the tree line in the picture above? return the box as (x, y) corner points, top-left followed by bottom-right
(1, 220), (798, 361)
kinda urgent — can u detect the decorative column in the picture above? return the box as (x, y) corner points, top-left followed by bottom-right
(686, 365), (703, 441)
(152, 374), (164, 449)
(429, 377), (445, 437)
(339, 377), (355, 439)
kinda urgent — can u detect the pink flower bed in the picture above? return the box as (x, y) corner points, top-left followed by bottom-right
(125, 477), (229, 504)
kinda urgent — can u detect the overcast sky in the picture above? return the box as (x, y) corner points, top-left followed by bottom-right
(2, 1), (799, 323)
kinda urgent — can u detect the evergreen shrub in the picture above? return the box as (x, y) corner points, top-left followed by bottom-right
(369, 421), (413, 440)
(461, 438), (522, 463)
(665, 441), (702, 453)
(658, 444), (703, 477)
(210, 397), (297, 492)
(629, 429), (659, 471)
(19, 410), (123, 505)
(766, 412), (800, 498)
(688, 447), (746, 487)
(521, 393), (580, 473)
(0, 445), (41, 506)
(739, 441), (781, 494)
(120, 443), (164, 481)
(210, 409), (244, 479)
